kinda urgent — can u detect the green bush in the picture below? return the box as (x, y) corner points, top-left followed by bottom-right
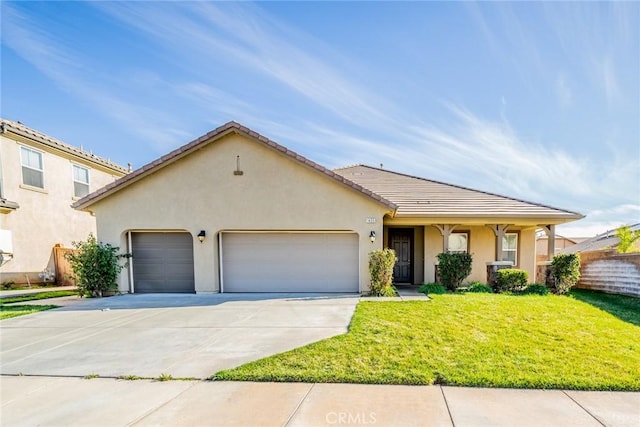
(520, 284), (549, 295)
(467, 282), (493, 293)
(494, 269), (528, 293)
(419, 282), (446, 295)
(437, 252), (473, 291)
(65, 234), (129, 298)
(368, 249), (397, 297)
(550, 253), (580, 294)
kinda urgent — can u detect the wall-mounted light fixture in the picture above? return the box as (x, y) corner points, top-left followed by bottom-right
(369, 231), (376, 243)
(197, 230), (206, 243)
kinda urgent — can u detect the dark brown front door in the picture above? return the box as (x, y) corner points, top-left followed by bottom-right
(389, 228), (413, 283)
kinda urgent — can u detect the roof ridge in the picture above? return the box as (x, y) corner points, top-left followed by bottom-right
(354, 164), (583, 217)
(1, 118), (128, 173)
(73, 122), (397, 212)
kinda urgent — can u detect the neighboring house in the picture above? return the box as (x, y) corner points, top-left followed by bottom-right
(558, 224), (640, 254)
(0, 119), (128, 285)
(73, 121), (583, 294)
(535, 235), (586, 262)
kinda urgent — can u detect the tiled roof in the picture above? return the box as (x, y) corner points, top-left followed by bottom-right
(334, 165), (583, 220)
(1, 119), (128, 174)
(73, 121), (397, 211)
(559, 223), (640, 253)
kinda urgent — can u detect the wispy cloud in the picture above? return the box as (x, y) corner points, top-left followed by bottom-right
(555, 73), (573, 108)
(2, 4), (191, 155)
(4, 2), (637, 230)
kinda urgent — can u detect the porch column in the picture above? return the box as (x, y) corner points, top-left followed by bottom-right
(433, 224), (458, 252)
(541, 225), (556, 261)
(486, 224), (511, 261)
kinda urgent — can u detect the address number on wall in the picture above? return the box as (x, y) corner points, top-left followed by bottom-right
(365, 217), (376, 224)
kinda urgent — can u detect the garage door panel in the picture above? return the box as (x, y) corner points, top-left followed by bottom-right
(132, 232), (195, 293)
(222, 233), (358, 293)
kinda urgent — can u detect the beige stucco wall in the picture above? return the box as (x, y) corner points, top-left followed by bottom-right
(89, 132), (390, 293)
(418, 225), (538, 284)
(0, 134), (123, 283)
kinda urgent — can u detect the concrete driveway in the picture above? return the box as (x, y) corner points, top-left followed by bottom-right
(0, 293), (359, 379)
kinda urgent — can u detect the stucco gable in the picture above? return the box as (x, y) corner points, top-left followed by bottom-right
(73, 122), (396, 212)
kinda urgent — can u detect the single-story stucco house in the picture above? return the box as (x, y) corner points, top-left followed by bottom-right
(73, 121), (583, 294)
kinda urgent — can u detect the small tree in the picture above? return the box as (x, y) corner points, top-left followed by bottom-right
(615, 226), (640, 253)
(550, 253), (580, 295)
(437, 252), (473, 291)
(369, 249), (397, 296)
(65, 234), (128, 297)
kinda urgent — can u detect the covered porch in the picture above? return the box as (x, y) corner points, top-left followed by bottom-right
(382, 219), (559, 285)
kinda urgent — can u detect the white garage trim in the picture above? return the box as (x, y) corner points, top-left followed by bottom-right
(219, 230), (360, 293)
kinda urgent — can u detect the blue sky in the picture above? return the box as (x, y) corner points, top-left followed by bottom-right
(2, 1), (638, 237)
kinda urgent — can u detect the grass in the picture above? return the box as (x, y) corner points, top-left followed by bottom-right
(0, 289), (75, 319)
(213, 293), (640, 390)
(569, 289), (640, 326)
(0, 290), (77, 304)
(0, 304), (59, 320)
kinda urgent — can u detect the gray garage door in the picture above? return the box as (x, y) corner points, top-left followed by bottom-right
(131, 232), (195, 293)
(221, 232), (359, 293)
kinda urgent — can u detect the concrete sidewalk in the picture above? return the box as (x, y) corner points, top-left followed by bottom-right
(1, 376), (638, 426)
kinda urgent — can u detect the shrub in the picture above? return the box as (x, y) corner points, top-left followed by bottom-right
(494, 269), (528, 293)
(437, 252), (473, 291)
(368, 249), (397, 296)
(467, 282), (493, 293)
(65, 234), (129, 298)
(520, 284), (549, 295)
(550, 253), (580, 295)
(419, 282), (446, 295)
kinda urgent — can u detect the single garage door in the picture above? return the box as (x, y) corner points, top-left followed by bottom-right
(221, 232), (359, 293)
(131, 232), (195, 293)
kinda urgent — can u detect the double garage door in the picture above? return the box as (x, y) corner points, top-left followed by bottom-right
(131, 232), (359, 293)
(221, 232), (359, 293)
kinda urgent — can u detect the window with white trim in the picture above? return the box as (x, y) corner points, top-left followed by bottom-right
(502, 233), (518, 265)
(20, 146), (44, 188)
(72, 164), (90, 198)
(448, 232), (468, 253)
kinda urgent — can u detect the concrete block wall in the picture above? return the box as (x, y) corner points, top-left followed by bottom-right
(577, 250), (640, 297)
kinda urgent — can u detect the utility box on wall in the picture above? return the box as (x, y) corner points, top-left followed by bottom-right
(486, 261), (514, 286)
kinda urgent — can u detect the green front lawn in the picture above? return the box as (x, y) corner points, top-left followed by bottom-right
(0, 290), (76, 320)
(0, 304), (59, 320)
(214, 292), (640, 390)
(0, 290), (77, 304)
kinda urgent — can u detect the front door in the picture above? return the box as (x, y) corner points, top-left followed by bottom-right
(389, 228), (413, 283)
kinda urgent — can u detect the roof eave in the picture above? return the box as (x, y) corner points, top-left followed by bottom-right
(73, 122), (398, 212)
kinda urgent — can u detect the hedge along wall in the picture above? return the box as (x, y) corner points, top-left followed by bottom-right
(577, 250), (640, 297)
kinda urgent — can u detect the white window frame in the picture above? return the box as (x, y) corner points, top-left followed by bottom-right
(502, 232), (518, 265)
(448, 232), (469, 253)
(72, 164), (90, 198)
(20, 146), (44, 189)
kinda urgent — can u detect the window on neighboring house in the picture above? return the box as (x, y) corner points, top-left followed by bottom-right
(20, 146), (44, 188)
(448, 232), (469, 253)
(502, 233), (518, 265)
(73, 165), (90, 198)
